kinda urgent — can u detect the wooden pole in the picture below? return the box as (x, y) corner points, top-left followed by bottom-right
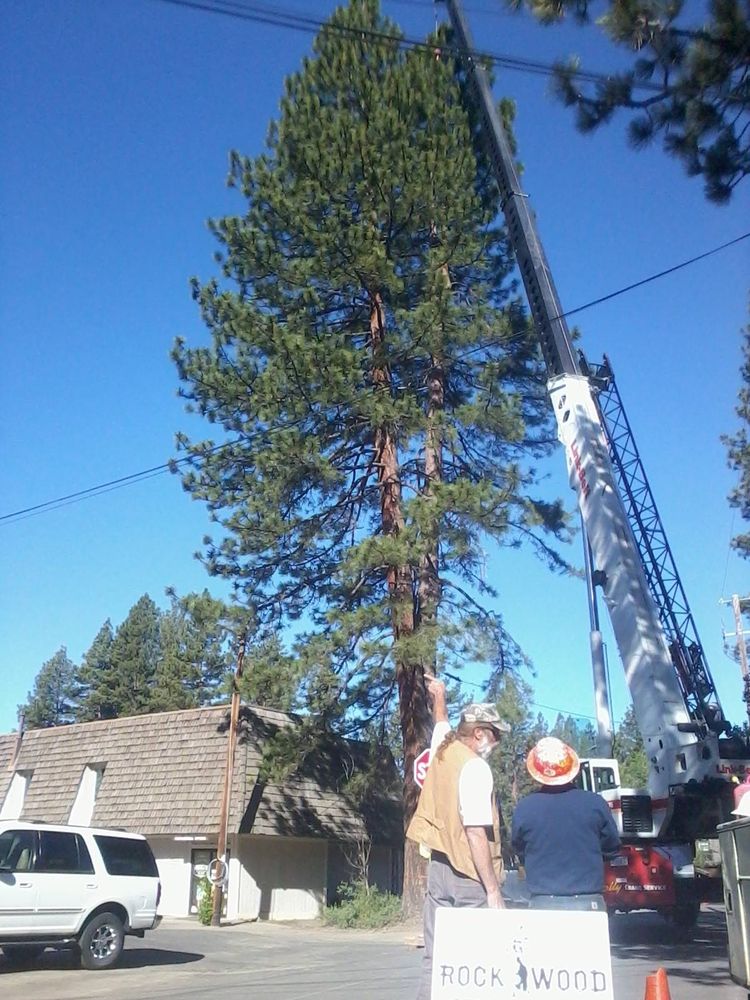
(9, 712), (25, 771)
(731, 594), (749, 680)
(211, 636), (246, 927)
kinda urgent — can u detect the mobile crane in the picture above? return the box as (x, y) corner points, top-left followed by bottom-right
(441, 0), (749, 924)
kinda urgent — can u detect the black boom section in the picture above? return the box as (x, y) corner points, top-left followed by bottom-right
(444, 0), (579, 378)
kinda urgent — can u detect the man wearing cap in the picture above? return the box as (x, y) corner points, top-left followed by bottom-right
(511, 736), (620, 911)
(407, 675), (508, 1000)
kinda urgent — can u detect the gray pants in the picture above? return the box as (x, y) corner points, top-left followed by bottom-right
(529, 893), (606, 912)
(417, 855), (486, 1000)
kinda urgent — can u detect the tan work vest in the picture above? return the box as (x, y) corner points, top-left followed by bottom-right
(406, 736), (503, 882)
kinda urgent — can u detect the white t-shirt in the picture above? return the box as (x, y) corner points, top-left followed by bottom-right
(429, 720), (494, 827)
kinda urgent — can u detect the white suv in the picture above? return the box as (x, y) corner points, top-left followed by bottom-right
(0, 821), (161, 970)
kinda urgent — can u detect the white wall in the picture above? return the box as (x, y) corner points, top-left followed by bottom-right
(68, 765), (104, 826)
(148, 837), (193, 917)
(0, 770), (31, 820)
(226, 839), (242, 921)
(236, 835), (326, 921)
(148, 834), (330, 920)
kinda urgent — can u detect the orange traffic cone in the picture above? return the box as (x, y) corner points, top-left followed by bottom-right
(644, 968), (672, 1000)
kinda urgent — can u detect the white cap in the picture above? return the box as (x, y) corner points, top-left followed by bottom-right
(732, 791), (750, 817)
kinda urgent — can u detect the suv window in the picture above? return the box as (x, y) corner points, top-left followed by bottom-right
(94, 835), (158, 877)
(36, 830), (95, 874)
(0, 829), (35, 872)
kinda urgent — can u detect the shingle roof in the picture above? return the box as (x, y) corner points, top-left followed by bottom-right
(0, 732), (19, 806)
(0, 705), (402, 844)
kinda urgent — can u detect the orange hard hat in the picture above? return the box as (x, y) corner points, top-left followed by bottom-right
(526, 737), (580, 786)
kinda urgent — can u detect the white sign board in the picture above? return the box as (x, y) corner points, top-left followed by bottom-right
(432, 907), (614, 999)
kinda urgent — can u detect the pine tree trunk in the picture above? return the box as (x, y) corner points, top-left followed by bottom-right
(417, 348), (444, 652)
(370, 292), (430, 917)
(417, 257), (448, 653)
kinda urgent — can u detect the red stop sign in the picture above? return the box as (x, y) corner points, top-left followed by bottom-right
(413, 747), (432, 789)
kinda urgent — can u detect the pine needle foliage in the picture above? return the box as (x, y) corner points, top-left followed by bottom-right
(512, 0), (750, 203)
(723, 316), (750, 559)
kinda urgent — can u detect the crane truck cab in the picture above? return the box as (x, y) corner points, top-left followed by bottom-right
(577, 758), (619, 795)
(577, 757), (698, 926)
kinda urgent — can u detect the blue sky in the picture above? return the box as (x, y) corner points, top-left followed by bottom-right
(2, 0), (748, 738)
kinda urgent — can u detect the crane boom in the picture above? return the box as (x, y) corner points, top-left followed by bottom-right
(441, 0), (726, 810)
(444, 0), (578, 379)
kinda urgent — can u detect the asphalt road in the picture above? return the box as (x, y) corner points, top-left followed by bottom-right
(1, 905), (747, 1000)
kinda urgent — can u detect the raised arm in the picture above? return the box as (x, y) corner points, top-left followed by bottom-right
(425, 673), (449, 725)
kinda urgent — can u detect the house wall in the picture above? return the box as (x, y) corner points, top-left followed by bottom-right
(148, 836), (197, 917)
(148, 834), (328, 921)
(235, 835), (326, 920)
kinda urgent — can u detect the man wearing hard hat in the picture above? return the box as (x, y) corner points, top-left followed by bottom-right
(511, 736), (620, 911)
(407, 674), (510, 1000)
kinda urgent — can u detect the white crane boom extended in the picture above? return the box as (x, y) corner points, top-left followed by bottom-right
(441, 0), (733, 834)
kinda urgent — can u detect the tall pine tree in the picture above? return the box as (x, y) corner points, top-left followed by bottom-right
(20, 647), (78, 729)
(173, 0), (565, 911)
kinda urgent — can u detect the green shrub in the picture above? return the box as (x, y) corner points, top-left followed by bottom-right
(196, 876), (214, 926)
(323, 881), (403, 929)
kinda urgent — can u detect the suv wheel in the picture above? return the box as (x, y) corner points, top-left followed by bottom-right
(79, 912), (124, 970)
(2, 944), (45, 966)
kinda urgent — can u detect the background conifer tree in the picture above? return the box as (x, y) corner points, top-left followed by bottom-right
(152, 590), (234, 711)
(106, 594), (161, 717)
(173, 0), (566, 910)
(75, 619), (116, 721)
(511, 0), (749, 202)
(235, 634), (306, 712)
(549, 711), (598, 755)
(488, 673), (547, 820)
(19, 647), (78, 729)
(613, 703), (649, 786)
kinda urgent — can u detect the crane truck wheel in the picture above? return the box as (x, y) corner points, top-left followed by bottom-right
(672, 903), (700, 929)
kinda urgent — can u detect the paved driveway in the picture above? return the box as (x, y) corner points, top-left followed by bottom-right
(1, 904), (746, 999)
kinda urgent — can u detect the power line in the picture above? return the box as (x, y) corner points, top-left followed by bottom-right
(557, 232), (750, 322)
(722, 509), (737, 598)
(452, 230), (750, 361)
(149, 0), (664, 92)
(3, 469), (172, 526)
(441, 670), (616, 724)
(0, 444), (230, 526)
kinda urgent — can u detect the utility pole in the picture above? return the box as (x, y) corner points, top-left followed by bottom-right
(211, 634), (247, 927)
(721, 594), (750, 726)
(721, 594), (750, 678)
(9, 712), (25, 771)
